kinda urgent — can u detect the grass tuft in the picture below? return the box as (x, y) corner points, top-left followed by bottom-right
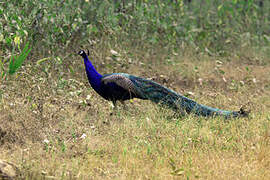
(8, 42), (31, 75)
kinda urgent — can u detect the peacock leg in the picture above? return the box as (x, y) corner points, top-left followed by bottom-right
(120, 100), (127, 110)
(112, 100), (117, 110)
(110, 100), (117, 116)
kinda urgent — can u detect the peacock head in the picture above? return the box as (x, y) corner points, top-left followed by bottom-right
(78, 49), (90, 57)
(78, 50), (87, 58)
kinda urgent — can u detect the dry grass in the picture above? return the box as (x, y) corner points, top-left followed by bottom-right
(0, 47), (270, 179)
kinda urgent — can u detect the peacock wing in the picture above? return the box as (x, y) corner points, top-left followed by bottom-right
(101, 73), (141, 95)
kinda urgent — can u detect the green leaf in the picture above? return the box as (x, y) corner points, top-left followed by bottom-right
(36, 57), (50, 65)
(9, 42), (31, 75)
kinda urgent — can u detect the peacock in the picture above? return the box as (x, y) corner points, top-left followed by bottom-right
(78, 50), (247, 118)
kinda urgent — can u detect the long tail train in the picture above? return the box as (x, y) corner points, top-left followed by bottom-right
(125, 74), (248, 118)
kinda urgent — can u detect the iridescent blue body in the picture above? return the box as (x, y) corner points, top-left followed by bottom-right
(80, 51), (143, 104)
(78, 50), (247, 118)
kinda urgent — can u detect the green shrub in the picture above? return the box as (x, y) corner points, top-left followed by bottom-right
(0, 0), (269, 56)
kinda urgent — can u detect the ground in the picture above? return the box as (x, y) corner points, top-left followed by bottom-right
(0, 47), (270, 179)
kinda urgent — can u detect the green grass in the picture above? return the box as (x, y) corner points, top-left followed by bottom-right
(8, 42), (31, 75)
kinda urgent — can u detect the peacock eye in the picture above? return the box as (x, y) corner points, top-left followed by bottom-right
(78, 50), (84, 55)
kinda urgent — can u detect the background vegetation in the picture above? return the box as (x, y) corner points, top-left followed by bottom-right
(1, 0), (269, 56)
(0, 0), (270, 179)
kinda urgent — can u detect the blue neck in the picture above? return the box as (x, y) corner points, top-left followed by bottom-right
(83, 55), (102, 91)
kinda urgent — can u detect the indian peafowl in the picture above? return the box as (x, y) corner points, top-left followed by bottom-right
(78, 50), (247, 118)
